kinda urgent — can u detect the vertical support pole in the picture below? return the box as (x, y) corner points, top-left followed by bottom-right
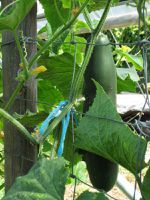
(1, 0), (38, 191)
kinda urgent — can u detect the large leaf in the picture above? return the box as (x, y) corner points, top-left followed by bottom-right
(38, 79), (63, 111)
(0, 0), (35, 31)
(39, 0), (70, 33)
(116, 50), (143, 71)
(38, 53), (80, 98)
(116, 67), (140, 82)
(142, 167), (150, 200)
(117, 76), (136, 93)
(15, 111), (48, 128)
(3, 158), (68, 200)
(117, 67), (139, 93)
(75, 81), (147, 174)
(76, 191), (109, 200)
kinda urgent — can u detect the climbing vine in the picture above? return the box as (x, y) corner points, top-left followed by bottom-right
(0, 0), (150, 199)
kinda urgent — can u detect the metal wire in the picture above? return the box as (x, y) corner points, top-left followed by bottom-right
(1, 3), (150, 199)
(69, 114), (122, 200)
(2, 37), (150, 47)
(71, 175), (121, 200)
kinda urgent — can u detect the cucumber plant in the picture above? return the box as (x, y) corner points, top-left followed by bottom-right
(0, 0), (149, 199)
(83, 33), (118, 192)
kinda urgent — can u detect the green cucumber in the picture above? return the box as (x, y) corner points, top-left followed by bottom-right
(83, 33), (118, 192)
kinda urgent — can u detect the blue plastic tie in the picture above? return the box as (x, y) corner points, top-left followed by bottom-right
(39, 101), (68, 135)
(39, 100), (78, 157)
(57, 111), (71, 157)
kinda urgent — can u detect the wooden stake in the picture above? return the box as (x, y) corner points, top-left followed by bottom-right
(1, 0), (38, 191)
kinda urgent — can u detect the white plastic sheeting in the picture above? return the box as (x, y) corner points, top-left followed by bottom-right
(117, 93), (150, 114)
(37, 1), (150, 31)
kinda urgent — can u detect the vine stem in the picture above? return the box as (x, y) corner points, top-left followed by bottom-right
(40, 102), (74, 143)
(82, 6), (94, 30)
(13, 30), (28, 73)
(4, 81), (24, 111)
(4, 30), (29, 111)
(70, 0), (113, 101)
(0, 108), (38, 144)
(28, 0), (90, 69)
(0, 0), (19, 16)
(40, 0), (113, 143)
(4, 0), (89, 113)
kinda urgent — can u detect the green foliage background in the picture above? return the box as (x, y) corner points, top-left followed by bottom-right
(0, 0), (149, 199)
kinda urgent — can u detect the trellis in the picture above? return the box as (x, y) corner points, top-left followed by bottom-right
(37, 2), (150, 199)
(1, 1), (150, 200)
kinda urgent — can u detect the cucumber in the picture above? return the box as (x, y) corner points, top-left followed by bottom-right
(83, 33), (118, 192)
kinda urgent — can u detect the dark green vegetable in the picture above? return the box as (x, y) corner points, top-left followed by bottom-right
(83, 33), (118, 192)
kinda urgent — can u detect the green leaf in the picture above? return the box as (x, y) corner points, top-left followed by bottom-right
(16, 111), (48, 128)
(117, 76), (136, 93)
(38, 53), (80, 99)
(39, 0), (70, 33)
(75, 81), (147, 174)
(142, 167), (150, 200)
(63, 125), (81, 164)
(73, 161), (88, 183)
(0, 0), (35, 31)
(52, 30), (69, 54)
(116, 50), (143, 71)
(61, 35), (86, 66)
(38, 79), (63, 111)
(61, 0), (71, 8)
(3, 158), (68, 200)
(76, 191), (109, 200)
(74, 20), (90, 34)
(116, 67), (140, 82)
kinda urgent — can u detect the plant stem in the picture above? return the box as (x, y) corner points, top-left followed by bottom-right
(0, 0), (19, 16)
(4, 0), (89, 113)
(40, 102), (74, 143)
(4, 81), (24, 111)
(69, 34), (95, 102)
(4, 30), (29, 111)
(70, 0), (113, 101)
(93, 0), (112, 36)
(115, 55), (123, 68)
(0, 108), (38, 144)
(83, 6), (94, 30)
(28, 0), (90, 69)
(40, 0), (112, 143)
(13, 30), (28, 73)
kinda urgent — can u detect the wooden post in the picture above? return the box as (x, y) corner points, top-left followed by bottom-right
(1, 1), (38, 191)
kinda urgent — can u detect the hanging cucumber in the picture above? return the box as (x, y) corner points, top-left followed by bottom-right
(83, 33), (118, 192)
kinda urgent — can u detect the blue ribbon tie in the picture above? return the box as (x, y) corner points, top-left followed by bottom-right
(39, 101), (68, 135)
(57, 111), (71, 157)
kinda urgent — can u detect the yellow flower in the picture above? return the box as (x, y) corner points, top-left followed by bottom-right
(121, 45), (131, 53)
(31, 66), (47, 75)
(19, 63), (24, 68)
